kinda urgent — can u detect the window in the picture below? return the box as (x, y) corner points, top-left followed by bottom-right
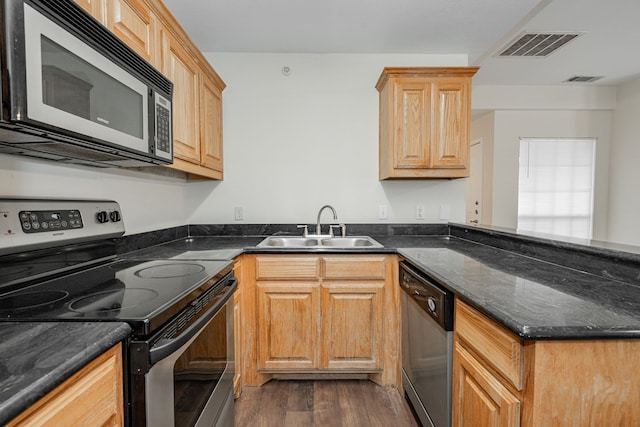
(517, 138), (596, 239)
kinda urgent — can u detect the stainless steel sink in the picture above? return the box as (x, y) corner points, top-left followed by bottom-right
(257, 235), (383, 249)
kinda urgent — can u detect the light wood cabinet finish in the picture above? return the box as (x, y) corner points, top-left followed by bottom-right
(321, 282), (384, 370)
(74, 0), (105, 22)
(8, 344), (124, 427)
(199, 72), (224, 174)
(455, 299), (523, 390)
(77, 0), (227, 180)
(160, 26), (200, 164)
(454, 341), (521, 427)
(376, 67), (478, 179)
(454, 299), (640, 427)
(104, 0), (155, 66)
(257, 282), (321, 370)
(242, 254), (400, 388)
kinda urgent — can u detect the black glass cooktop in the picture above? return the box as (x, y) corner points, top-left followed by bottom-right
(0, 258), (233, 336)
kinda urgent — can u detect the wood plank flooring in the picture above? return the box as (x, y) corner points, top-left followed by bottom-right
(234, 380), (421, 427)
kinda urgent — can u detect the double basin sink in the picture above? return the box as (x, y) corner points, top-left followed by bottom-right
(257, 236), (383, 249)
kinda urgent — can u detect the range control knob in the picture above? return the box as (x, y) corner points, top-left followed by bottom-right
(427, 297), (437, 313)
(109, 210), (121, 222)
(96, 211), (109, 223)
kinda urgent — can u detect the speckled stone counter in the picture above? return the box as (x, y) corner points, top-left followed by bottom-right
(0, 322), (131, 425)
(119, 229), (640, 340)
(398, 241), (640, 340)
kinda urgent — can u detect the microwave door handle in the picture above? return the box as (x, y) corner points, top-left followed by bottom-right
(149, 278), (237, 364)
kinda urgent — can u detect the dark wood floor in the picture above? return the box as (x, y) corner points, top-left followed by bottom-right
(234, 379), (421, 427)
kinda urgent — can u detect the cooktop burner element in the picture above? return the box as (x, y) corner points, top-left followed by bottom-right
(0, 290), (69, 311)
(0, 258), (234, 336)
(69, 288), (159, 313)
(134, 262), (206, 279)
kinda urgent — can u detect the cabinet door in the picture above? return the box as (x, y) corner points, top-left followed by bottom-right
(453, 341), (521, 427)
(321, 283), (384, 370)
(8, 344), (124, 427)
(200, 72), (224, 172)
(161, 28), (200, 163)
(105, 0), (155, 65)
(431, 79), (470, 169)
(393, 79), (432, 169)
(257, 282), (320, 371)
(74, 0), (105, 23)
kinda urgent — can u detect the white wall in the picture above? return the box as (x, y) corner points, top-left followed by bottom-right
(0, 155), (190, 235)
(608, 76), (640, 245)
(490, 110), (612, 239)
(188, 53), (470, 225)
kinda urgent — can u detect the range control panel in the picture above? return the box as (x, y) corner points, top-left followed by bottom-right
(19, 209), (84, 233)
(0, 198), (125, 256)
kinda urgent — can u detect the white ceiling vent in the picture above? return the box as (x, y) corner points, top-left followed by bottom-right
(498, 32), (582, 57)
(563, 75), (604, 83)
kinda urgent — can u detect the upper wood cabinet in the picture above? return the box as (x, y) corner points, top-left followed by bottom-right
(74, 0), (226, 180)
(104, 0), (156, 66)
(74, 0), (105, 22)
(160, 25), (201, 163)
(376, 67), (478, 179)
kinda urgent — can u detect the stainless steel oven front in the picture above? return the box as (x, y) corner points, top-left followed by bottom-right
(129, 278), (236, 427)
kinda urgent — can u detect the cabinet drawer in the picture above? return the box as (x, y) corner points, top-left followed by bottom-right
(255, 256), (320, 280)
(323, 256), (386, 280)
(455, 299), (523, 391)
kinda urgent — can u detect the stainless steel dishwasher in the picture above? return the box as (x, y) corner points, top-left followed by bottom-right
(400, 261), (454, 427)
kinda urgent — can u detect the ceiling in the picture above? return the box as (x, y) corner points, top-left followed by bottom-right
(162, 0), (640, 87)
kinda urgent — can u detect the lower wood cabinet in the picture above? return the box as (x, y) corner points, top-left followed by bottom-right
(453, 299), (640, 427)
(242, 254), (400, 388)
(8, 343), (124, 427)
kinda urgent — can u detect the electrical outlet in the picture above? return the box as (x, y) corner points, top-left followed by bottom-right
(234, 207), (243, 221)
(439, 205), (451, 221)
(378, 205), (388, 220)
(416, 205), (425, 220)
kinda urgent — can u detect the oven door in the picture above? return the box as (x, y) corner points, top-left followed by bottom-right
(130, 279), (236, 427)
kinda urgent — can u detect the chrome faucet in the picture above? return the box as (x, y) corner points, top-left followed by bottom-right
(316, 205), (337, 236)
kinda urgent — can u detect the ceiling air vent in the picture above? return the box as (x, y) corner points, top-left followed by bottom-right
(498, 32), (582, 57)
(563, 75), (604, 83)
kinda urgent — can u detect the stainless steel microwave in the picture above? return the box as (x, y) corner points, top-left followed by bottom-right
(0, 0), (173, 167)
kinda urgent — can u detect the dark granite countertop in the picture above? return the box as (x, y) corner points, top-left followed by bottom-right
(0, 322), (131, 425)
(121, 232), (640, 340)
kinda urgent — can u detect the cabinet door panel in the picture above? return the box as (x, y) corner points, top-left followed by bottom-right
(200, 74), (223, 171)
(432, 80), (469, 169)
(453, 341), (521, 427)
(394, 80), (431, 168)
(74, 0), (104, 23)
(257, 283), (320, 370)
(161, 29), (200, 163)
(321, 283), (384, 370)
(105, 0), (154, 64)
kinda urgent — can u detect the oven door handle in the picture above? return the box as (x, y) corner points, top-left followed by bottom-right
(149, 278), (237, 364)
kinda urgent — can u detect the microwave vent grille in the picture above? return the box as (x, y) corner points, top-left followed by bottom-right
(32, 0), (172, 96)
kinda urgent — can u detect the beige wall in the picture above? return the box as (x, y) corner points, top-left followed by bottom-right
(608, 77), (640, 245)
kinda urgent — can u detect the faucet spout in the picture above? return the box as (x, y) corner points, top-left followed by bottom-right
(316, 205), (338, 236)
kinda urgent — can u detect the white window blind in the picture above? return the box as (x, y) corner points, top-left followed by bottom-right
(517, 137), (596, 239)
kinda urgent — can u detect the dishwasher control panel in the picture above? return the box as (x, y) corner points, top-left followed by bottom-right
(400, 261), (454, 331)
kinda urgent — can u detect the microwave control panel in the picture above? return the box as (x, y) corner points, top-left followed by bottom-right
(154, 93), (172, 160)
